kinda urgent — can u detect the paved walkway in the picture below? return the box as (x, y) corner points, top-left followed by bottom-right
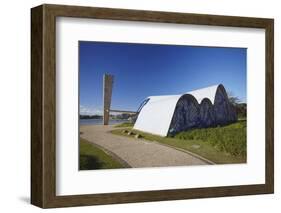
(80, 125), (208, 168)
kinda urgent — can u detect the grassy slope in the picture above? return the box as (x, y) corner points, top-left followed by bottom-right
(111, 121), (246, 164)
(175, 120), (246, 157)
(79, 138), (124, 170)
(114, 122), (134, 128)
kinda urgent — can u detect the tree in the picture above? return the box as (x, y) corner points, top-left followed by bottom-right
(227, 91), (246, 119)
(227, 91), (241, 106)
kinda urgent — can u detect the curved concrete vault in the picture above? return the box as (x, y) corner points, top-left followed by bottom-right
(133, 84), (237, 136)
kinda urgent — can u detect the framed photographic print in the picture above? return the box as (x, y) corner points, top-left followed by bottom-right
(31, 4), (274, 208)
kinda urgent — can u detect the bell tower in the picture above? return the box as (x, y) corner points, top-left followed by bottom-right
(103, 74), (114, 125)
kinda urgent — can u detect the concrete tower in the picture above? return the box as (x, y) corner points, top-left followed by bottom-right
(103, 74), (114, 125)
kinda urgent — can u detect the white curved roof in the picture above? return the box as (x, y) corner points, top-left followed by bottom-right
(133, 85), (220, 136)
(187, 84), (219, 104)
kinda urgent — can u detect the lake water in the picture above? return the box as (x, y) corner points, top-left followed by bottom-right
(80, 118), (127, 126)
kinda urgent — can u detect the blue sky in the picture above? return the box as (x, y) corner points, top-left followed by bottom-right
(79, 41), (246, 115)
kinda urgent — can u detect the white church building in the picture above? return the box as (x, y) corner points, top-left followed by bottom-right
(133, 84), (237, 136)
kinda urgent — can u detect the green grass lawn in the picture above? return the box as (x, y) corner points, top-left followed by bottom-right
(79, 138), (125, 170)
(111, 120), (246, 164)
(175, 120), (246, 157)
(114, 122), (134, 128)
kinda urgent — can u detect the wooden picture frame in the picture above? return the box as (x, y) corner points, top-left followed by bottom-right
(31, 4), (274, 208)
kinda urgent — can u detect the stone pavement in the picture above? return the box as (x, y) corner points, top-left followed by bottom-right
(80, 125), (209, 168)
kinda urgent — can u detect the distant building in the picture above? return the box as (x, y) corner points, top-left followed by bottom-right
(133, 84), (237, 136)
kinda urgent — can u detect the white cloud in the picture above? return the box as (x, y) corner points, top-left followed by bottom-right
(80, 105), (103, 115)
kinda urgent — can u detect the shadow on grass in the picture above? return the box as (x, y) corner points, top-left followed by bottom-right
(79, 154), (104, 170)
